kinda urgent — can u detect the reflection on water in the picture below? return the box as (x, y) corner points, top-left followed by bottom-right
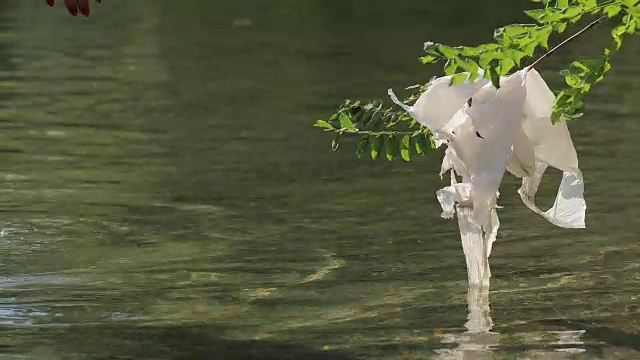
(0, 0), (639, 359)
(433, 286), (595, 359)
(434, 287), (498, 359)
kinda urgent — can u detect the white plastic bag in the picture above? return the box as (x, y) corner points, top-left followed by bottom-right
(389, 68), (586, 286)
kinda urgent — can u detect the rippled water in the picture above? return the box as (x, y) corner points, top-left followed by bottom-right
(0, 0), (639, 359)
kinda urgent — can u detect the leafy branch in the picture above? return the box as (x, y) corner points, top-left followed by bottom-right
(314, 0), (640, 161)
(313, 93), (434, 161)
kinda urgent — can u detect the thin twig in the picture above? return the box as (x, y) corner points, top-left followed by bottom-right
(326, 129), (418, 136)
(526, 14), (608, 71)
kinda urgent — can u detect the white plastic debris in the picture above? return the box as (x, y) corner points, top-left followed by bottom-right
(389, 68), (586, 287)
(517, 69), (586, 229)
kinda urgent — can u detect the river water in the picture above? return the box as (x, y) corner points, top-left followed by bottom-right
(0, 1), (639, 359)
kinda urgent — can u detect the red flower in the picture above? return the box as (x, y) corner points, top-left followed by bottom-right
(46, 0), (103, 17)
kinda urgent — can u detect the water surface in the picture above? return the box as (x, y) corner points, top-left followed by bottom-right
(0, 0), (639, 358)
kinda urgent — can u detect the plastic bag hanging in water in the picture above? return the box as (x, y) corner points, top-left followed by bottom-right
(404, 70), (527, 286)
(388, 69), (586, 286)
(428, 70), (528, 228)
(441, 70), (527, 286)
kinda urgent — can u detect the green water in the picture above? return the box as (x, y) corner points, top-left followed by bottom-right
(0, 0), (639, 359)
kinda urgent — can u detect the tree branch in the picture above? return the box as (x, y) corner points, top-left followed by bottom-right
(526, 14), (608, 71)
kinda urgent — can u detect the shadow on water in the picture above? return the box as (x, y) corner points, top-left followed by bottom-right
(0, 0), (16, 109)
(3, 324), (358, 360)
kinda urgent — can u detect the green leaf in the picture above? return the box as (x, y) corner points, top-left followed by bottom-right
(536, 26), (554, 49)
(504, 48), (526, 66)
(493, 27), (505, 42)
(458, 46), (483, 57)
(525, 6), (572, 23)
(487, 64), (501, 89)
(412, 135), (425, 155)
(563, 112), (584, 120)
(331, 134), (340, 152)
(313, 120), (333, 130)
(477, 43), (501, 52)
(561, 69), (582, 88)
(370, 135), (383, 160)
(437, 44), (459, 59)
(623, 0), (640, 7)
(551, 108), (563, 123)
(565, 5), (585, 23)
(582, 0), (597, 11)
(524, 9), (546, 22)
(500, 58), (516, 75)
(339, 114), (357, 131)
(624, 13), (637, 34)
(423, 41), (440, 57)
(444, 58), (459, 75)
(428, 136), (438, 149)
(359, 110), (374, 127)
(510, 33), (530, 48)
(478, 49), (504, 68)
(400, 135), (411, 162)
(552, 90), (575, 123)
(450, 72), (468, 85)
(495, 24), (537, 45)
(356, 135), (369, 158)
(422, 134), (433, 151)
(569, 60), (589, 75)
(458, 58), (478, 72)
(384, 134), (396, 161)
(571, 91), (586, 110)
(546, 7), (566, 22)
(605, 4), (622, 17)
(420, 55), (439, 64)
(468, 70), (480, 83)
(522, 38), (540, 57)
(384, 113), (400, 128)
(611, 24), (626, 49)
